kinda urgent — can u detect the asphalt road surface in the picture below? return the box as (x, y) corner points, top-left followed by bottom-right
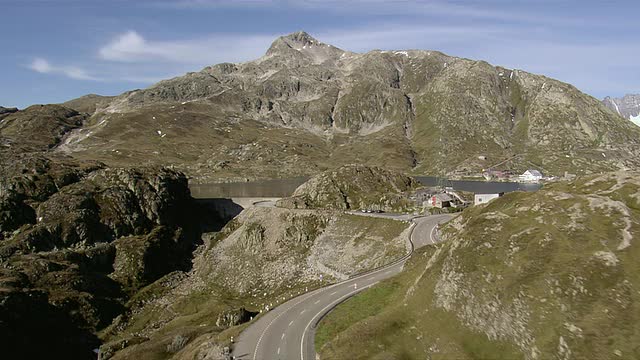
(232, 214), (452, 360)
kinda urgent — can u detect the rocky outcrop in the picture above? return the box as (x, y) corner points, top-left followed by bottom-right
(215, 307), (258, 328)
(0, 163), (206, 359)
(278, 164), (418, 211)
(3, 167), (192, 255)
(0, 155), (104, 240)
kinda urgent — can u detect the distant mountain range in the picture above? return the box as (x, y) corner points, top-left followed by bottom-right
(602, 94), (640, 126)
(6, 31), (640, 182)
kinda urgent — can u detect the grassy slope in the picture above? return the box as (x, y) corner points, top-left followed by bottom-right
(317, 172), (640, 360)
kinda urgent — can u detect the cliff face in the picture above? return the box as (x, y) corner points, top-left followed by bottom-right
(52, 32), (640, 181)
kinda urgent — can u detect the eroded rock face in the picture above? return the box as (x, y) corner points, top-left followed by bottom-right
(4, 167), (191, 254)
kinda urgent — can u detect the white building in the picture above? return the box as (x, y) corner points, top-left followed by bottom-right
(520, 169), (543, 183)
(474, 193), (504, 206)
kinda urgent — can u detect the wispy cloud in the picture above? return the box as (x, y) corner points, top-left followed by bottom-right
(315, 24), (508, 52)
(28, 58), (100, 81)
(161, 0), (591, 27)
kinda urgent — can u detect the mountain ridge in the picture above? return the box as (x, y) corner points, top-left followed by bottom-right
(44, 31), (640, 181)
(602, 94), (640, 125)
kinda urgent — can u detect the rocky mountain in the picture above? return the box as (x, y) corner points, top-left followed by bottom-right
(54, 31), (640, 182)
(317, 171), (640, 359)
(277, 164), (418, 211)
(603, 94), (640, 125)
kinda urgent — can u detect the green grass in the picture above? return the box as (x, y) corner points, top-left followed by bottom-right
(316, 175), (640, 359)
(316, 247), (522, 360)
(315, 280), (400, 352)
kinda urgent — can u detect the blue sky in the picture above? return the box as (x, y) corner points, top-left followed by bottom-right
(2, 0), (638, 109)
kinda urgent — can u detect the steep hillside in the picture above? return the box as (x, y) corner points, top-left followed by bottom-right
(50, 32), (640, 182)
(277, 164), (418, 211)
(98, 207), (411, 359)
(603, 94), (640, 125)
(317, 172), (640, 360)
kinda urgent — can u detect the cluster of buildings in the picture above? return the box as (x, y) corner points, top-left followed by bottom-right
(411, 187), (468, 209)
(483, 169), (544, 183)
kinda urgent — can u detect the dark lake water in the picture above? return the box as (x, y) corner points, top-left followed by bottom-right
(415, 177), (542, 194)
(190, 176), (541, 198)
(189, 177), (308, 198)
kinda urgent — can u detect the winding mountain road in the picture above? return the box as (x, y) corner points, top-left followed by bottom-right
(232, 214), (452, 360)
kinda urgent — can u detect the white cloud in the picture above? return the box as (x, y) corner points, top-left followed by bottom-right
(30, 58), (52, 73)
(315, 24), (506, 53)
(26, 21), (640, 99)
(98, 30), (275, 64)
(28, 57), (100, 81)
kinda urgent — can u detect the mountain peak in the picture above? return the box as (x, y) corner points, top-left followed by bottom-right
(271, 31), (321, 49)
(282, 31), (318, 45)
(265, 31), (345, 63)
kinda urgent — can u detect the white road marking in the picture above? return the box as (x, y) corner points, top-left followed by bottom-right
(314, 300), (320, 304)
(250, 287), (328, 360)
(288, 320), (294, 327)
(281, 333), (285, 340)
(300, 309), (306, 315)
(430, 223), (437, 244)
(277, 347), (281, 355)
(330, 291), (337, 296)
